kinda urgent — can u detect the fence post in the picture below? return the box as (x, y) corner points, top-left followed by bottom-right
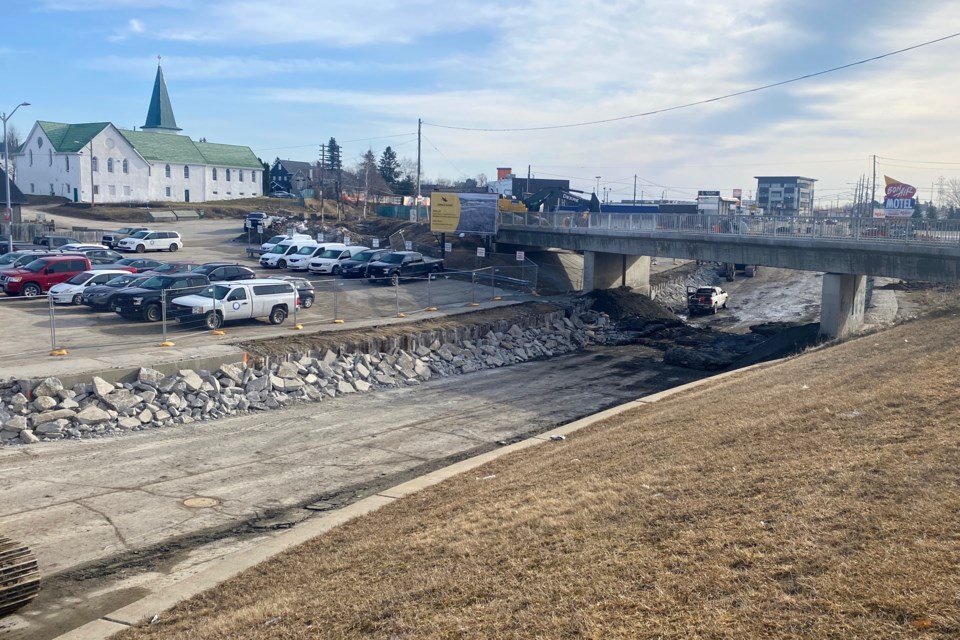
(395, 279), (401, 317)
(471, 271), (478, 306)
(161, 289), (169, 345)
(333, 281), (339, 322)
(490, 267), (496, 300)
(293, 291), (299, 328)
(48, 294), (57, 352)
(427, 273), (432, 308)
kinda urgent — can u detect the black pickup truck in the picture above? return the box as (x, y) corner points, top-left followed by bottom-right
(112, 272), (209, 322)
(366, 251), (443, 285)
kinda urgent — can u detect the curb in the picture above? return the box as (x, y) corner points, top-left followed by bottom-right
(53, 358), (778, 639)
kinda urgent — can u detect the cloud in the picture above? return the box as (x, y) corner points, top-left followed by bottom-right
(108, 18), (147, 41)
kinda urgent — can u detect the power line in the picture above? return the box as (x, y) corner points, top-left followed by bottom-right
(877, 155), (960, 166)
(420, 133), (468, 178)
(254, 132), (416, 153)
(423, 32), (960, 132)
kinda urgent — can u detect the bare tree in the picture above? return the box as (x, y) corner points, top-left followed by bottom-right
(475, 173), (488, 188)
(943, 178), (960, 209)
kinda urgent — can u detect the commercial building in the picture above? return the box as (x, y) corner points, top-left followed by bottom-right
(754, 176), (817, 216)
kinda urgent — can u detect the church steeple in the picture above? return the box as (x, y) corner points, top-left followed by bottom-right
(142, 59), (181, 134)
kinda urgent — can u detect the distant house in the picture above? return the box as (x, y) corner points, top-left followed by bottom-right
(0, 167), (27, 222)
(270, 159), (317, 195)
(14, 64), (262, 204)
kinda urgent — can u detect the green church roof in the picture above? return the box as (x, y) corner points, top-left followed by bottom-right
(37, 121), (110, 152)
(143, 65), (181, 132)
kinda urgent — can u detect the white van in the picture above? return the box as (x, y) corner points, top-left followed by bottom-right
(285, 242), (346, 271)
(308, 246), (371, 275)
(259, 233), (311, 254)
(169, 279), (299, 329)
(117, 230), (183, 253)
(259, 237), (315, 269)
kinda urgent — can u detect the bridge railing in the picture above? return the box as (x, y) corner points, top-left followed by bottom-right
(499, 212), (960, 246)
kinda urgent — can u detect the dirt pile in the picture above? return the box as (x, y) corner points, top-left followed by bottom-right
(581, 287), (678, 322)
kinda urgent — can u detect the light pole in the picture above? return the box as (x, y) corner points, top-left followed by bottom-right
(74, 139), (94, 207)
(595, 176), (601, 196)
(2, 101), (29, 254)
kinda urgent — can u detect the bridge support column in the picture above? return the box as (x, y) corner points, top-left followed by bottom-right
(820, 273), (866, 339)
(582, 251), (650, 295)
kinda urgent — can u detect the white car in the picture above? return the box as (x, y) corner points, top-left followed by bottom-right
(47, 269), (135, 305)
(259, 238), (316, 269)
(60, 243), (110, 252)
(285, 242), (346, 271)
(117, 230), (183, 253)
(308, 246), (370, 275)
(169, 279), (299, 329)
(259, 233), (312, 254)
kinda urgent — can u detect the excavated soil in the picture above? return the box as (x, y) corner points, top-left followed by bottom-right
(581, 287), (680, 322)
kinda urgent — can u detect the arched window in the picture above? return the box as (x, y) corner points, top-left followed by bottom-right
(107, 158), (114, 173)
(212, 167), (218, 181)
(251, 170), (256, 183)
(122, 159), (128, 174)
(225, 168), (231, 181)
(92, 156), (98, 172)
(65, 155), (70, 172)
(29, 150), (33, 166)
(238, 170), (244, 182)
(183, 165), (190, 179)
(165, 164), (171, 178)
(49, 148), (53, 166)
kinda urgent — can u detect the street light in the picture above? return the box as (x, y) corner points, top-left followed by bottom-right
(2, 101), (30, 254)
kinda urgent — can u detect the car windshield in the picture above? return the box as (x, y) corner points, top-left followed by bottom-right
(249, 213), (264, 219)
(192, 265), (218, 274)
(318, 249), (343, 259)
(151, 263), (183, 273)
(65, 272), (95, 285)
(21, 259), (50, 273)
(696, 288), (715, 295)
(193, 284), (231, 300)
(138, 276), (175, 290)
(106, 274), (138, 287)
(353, 251), (380, 261)
(380, 253), (406, 264)
(128, 231), (149, 240)
(268, 244), (289, 254)
(296, 245), (316, 255)
(0, 253), (25, 265)
(265, 235), (285, 245)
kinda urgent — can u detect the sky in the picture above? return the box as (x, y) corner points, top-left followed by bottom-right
(3, 0), (960, 207)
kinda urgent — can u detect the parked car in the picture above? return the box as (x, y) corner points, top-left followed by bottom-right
(686, 286), (729, 315)
(144, 261), (199, 275)
(81, 273), (151, 311)
(260, 233), (312, 254)
(285, 242), (346, 271)
(0, 238), (45, 255)
(0, 255), (93, 297)
(47, 269), (137, 305)
(268, 275), (315, 308)
(112, 273), (210, 322)
(0, 250), (54, 269)
(59, 243), (109, 252)
(169, 279), (299, 329)
(308, 246), (370, 275)
(191, 263), (257, 281)
(366, 251), (444, 285)
(101, 227), (149, 248)
(269, 191), (297, 199)
(339, 248), (390, 278)
(116, 230), (183, 253)
(32, 235), (81, 249)
(92, 257), (164, 273)
(243, 212), (275, 232)
(260, 237), (316, 269)
(76, 248), (125, 265)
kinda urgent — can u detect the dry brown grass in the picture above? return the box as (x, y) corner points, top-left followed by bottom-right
(118, 311), (960, 639)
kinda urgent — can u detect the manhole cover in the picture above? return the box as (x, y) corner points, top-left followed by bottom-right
(182, 496), (220, 509)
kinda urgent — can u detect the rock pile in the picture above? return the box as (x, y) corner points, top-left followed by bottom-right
(0, 311), (608, 445)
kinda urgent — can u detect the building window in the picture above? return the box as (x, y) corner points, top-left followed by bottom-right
(49, 149), (53, 166)
(65, 183), (70, 193)
(212, 167), (217, 180)
(29, 183), (34, 193)
(107, 158), (114, 173)
(239, 170), (244, 182)
(122, 159), (129, 174)
(184, 165), (190, 179)
(225, 168), (231, 181)
(108, 185), (116, 195)
(65, 156), (70, 172)
(92, 157), (98, 172)
(165, 186), (171, 197)
(29, 150), (33, 166)
(251, 170), (256, 183)
(93, 185), (99, 195)
(49, 183), (54, 195)
(123, 186), (131, 196)
(212, 190), (218, 195)
(165, 164), (171, 178)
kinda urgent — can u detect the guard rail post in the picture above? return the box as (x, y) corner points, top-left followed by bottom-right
(471, 271), (477, 305)
(395, 279), (401, 317)
(47, 294), (57, 352)
(161, 289), (168, 344)
(333, 281), (339, 322)
(427, 272), (433, 308)
(490, 267), (496, 300)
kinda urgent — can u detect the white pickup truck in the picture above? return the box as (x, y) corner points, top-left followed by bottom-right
(169, 279), (299, 329)
(686, 286), (728, 315)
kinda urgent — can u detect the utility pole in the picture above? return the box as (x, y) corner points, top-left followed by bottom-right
(526, 164), (531, 197)
(633, 174), (637, 204)
(319, 143), (326, 220)
(870, 154), (877, 216)
(416, 118), (421, 200)
(363, 151), (370, 219)
(2, 102), (29, 254)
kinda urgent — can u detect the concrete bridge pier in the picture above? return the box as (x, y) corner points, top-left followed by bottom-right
(582, 251), (650, 295)
(820, 273), (867, 339)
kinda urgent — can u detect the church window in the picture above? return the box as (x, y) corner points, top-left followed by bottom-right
(49, 148), (53, 166)
(93, 185), (99, 195)
(239, 170), (244, 182)
(165, 186), (171, 197)
(92, 157), (98, 172)
(226, 169), (231, 181)
(184, 166), (190, 179)
(107, 158), (114, 173)
(212, 168), (217, 180)
(251, 171), (256, 182)
(37, 138), (42, 148)
(165, 164), (171, 178)
(122, 159), (129, 174)
(65, 156), (70, 172)
(29, 150), (33, 166)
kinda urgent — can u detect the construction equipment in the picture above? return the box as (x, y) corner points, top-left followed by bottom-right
(723, 263), (759, 281)
(0, 535), (40, 617)
(523, 187), (601, 213)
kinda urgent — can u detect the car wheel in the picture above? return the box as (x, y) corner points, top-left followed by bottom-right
(72, 293), (82, 305)
(711, 304), (718, 315)
(169, 243), (179, 252)
(302, 296), (313, 308)
(21, 283), (41, 298)
(278, 259), (287, 269)
(136, 244), (146, 253)
(331, 264), (340, 275)
(390, 273), (400, 287)
(205, 311), (223, 330)
(268, 305), (287, 325)
(144, 303), (162, 322)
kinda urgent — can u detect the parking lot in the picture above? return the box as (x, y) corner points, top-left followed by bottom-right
(0, 214), (531, 365)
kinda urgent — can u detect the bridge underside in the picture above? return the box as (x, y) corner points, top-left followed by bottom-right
(582, 252), (650, 295)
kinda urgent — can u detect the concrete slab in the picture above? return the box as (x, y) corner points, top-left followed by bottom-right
(145, 210), (177, 222)
(172, 210), (201, 221)
(53, 619), (129, 640)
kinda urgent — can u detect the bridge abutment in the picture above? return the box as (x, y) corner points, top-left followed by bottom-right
(820, 273), (866, 339)
(582, 251), (651, 295)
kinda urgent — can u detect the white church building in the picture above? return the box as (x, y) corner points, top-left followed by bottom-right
(14, 65), (263, 204)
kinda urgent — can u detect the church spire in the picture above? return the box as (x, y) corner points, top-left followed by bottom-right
(142, 60), (181, 134)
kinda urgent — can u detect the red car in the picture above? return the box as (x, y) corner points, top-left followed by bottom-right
(0, 255), (96, 297)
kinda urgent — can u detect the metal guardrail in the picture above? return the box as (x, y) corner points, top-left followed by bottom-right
(499, 212), (960, 246)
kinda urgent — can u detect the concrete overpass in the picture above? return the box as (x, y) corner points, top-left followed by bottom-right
(497, 212), (960, 338)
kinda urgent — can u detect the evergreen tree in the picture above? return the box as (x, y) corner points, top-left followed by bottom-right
(926, 203), (939, 220)
(378, 146), (400, 185)
(326, 137), (342, 171)
(912, 201), (923, 219)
